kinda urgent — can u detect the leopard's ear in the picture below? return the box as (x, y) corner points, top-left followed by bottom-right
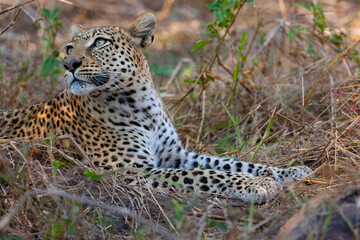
(126, 12), (156, 49)
(71, 24), (83, 37)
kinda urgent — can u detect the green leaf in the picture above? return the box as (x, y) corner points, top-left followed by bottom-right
(52, 8), (61, 18)
(355, 68), (360, 78)
(84, 170), (101, 180)
(193, 39), (211, 50)
(297, 3), (310, 11)
(306, 43), (317, 57)
(52, 68), (62, 75)
(41, 56), (61, 77)
(206, 0), (222, 11)
(174, 206), (182, 220)
(216, 9), (230, 26)
(214, 148), (226, 154)
(52, 160), (63, 172)
(209, 220), (217, 227)
(133, 226), (148, 240)
(350, 50), (360, 64)
(67, 221), (76, 235)
(330, 34), (342, 47)
(322, 205), (333, 238)
(42, 8), (51, 19)
(259, 33), (266, 44)
(223, 0), (236, 9)
(238, 31), (247, 52)
(53, 222), (63, 235)
(19, 171), (25, 179)
(288, 26), (303, 40)
(41, 56), (55, 77)
(310, 2), (316, 10)
(216, 221), (228, 231)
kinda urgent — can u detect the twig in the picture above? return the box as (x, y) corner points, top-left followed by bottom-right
(196, 90), (206, 142)
(243, 12), (262, 68)
(157, 0), (174, 22)
(57, 134), (96, 171)
(0, 0), (35, 15)
(0, 188), (180, 240)
(164, 58), (191, 89)
(169, 53), (215, 111)
(0, 9), (21, 36)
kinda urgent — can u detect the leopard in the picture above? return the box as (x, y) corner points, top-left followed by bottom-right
(0, 12), (312, 204)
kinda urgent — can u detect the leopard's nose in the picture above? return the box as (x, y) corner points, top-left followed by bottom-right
(64, 59), (82, 73)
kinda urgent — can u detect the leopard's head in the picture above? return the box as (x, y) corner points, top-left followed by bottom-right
(64, 12), (156, 96)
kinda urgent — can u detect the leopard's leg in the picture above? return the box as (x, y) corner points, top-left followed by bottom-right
(107, 153), (281, 203)
(144, 168), (282, 204)
(157, 148), (312, 184)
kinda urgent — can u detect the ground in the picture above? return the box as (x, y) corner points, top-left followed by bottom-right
(0, 0), (360, 239)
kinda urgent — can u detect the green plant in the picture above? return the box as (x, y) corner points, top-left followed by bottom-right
(195, 0), (246, 48)
(306, 43), (317, 57)
(214, 131), (237, 154)
(131, 226), (148, 240)
(84, 170), (103, 180)
(222, 103), (242, 150)
(297, 2), (326, 33)
(247, 196), (255, 228)
(287, 2), (352, 59)
(190, 0), (250, 91)
(208, 219), (227, 231)
(40, 8), (63, 85)
(295, 2), (348, 50)
(170, 199), (193, 231)
(321, 205), (333, 239)
(50, 221), (64, 240)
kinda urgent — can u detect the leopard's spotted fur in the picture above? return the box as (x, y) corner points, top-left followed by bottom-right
(0, 13), (312, 203)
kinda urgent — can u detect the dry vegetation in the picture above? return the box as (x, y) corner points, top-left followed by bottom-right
(1, 0), (360, 239)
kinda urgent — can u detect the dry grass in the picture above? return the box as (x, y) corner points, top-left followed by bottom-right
(1, 0), (360, 239)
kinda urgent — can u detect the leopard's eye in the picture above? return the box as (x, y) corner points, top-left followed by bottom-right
(94, 38), (107, 47)
(66, 46), (73, 55)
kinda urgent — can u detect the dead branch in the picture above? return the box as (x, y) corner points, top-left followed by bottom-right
(0, 0), (35, 15)
(0, 188), (180, 240)
(0, 9), (21, 36)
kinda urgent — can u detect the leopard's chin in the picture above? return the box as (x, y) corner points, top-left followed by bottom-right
(70, 78), (96, 95)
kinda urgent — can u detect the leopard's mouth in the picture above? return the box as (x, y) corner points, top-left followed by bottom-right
(68, 73), (110, 95)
